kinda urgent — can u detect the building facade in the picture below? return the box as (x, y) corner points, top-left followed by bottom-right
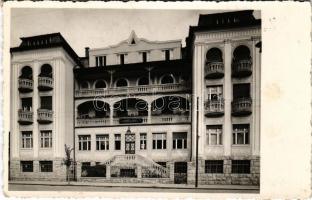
(10, 10), (261, 185)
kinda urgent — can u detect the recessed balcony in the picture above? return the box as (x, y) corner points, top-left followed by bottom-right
(232, 98), (252, 116)
(18, 109), (33, 125)
(205, 62), (224, 79)
(18, 78), (33, 93)
(37, 109), (53, 124)
(232, 59), (252, 78)
(38, 76), (53, 91)
(76, 117), (110, 127)
(205, 99), (224, 117)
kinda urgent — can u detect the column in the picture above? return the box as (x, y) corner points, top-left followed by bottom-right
(106, 165), (111, 180)
(137, 165), (142, 179)
(33, 60), (39, 158)
(147, 103), (152, 123)
(11, 63), (19, 159)
(108, 70), (115, 88)
(109, 104), (114, 125)
(223, 39), (232, 157)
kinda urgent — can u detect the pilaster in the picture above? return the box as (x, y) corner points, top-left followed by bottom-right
(33, 60), (39, 158)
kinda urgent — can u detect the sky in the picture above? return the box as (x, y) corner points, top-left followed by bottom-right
(11, 8), (260, 57)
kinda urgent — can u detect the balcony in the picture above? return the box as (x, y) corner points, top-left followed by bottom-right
(38, 77), (53, 91)
(76, 117), (110, 127)
(18, 78), (33, 93)
(18, 109), (33, 125)
(232, 98), (252, 116)
(232, 59), (252, 78)
(37, 109), (53, 124)
(113, 116), (148, 125)
(205, 99), (224, 117)
(75, 83), (190, 98)
(151, 115), (190, 124)
(205, 62), (224, 79)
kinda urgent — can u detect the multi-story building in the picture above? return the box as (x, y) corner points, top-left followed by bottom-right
(9, 10), (261, 185)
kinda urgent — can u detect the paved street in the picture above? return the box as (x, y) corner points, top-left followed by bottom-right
(9, 183), (259, 193)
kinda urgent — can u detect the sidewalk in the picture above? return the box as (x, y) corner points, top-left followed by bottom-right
(9, 180), (259, 190)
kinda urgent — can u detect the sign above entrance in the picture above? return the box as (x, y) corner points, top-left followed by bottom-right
(119, 117), (143, 124)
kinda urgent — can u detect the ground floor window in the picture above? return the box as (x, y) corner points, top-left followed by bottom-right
(231, 160), (251, 174)
(81, 162), (91, 177)
(21, 161), (33, 172)
(21, 131), (33, 149)
(205, 160), (223, 173)
(114, 134), (121, 150)
(40, 131), (52, 148)
(96, 134), (109, 150)
(206, 125), (222, 145)
(152, 133), (167, 149)
(233, 124), (249, 145)
(172, 132), (187, 149)
(79, 135), (91, 151)
(39, 161), (53, 172)
(140, 133), (147, 150)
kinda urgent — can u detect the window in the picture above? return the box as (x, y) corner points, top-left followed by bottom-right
(140, 133), (147, 150)
(40, 131), (52, 148)
(21, 98), (32, 111)
(160, 74), (174, 84)
(81, 162), (91, 177)
(80, 81), (89, 89)
(232, 160), (250, 174)
(207, 86), (223, 101)
(206, 125), (222, 145)
(96, 56), (106, 67)
(205, 160), (223, 173)
(96, 135), (109, 150)
(233, 124), (249, 145)
(233, 84), (250, 99)
(116, 79), (128, 87)
(21, 161), (33, 172)
(114, 134), (121, 150)
(40, 96), (52, 110)
(40, 161), (53, 172)
(165, 49), (170, 61)
(152, 133), (166, 149)
(120, 54), (125, 65)
(142, 52), (147, 63)
(21, 131), (33, 149)
(95, 80), (106, 88)
(172, 132), (187, 149)
(138, 77), (149, 86)
(79, 135), (91, 151)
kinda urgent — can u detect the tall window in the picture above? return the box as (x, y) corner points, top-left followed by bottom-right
(152, 133), (166, 149)
(96, 56), (106, 67)
(21, 98), (32, 111)
(140, 133), (147, 150)
(96, 135), (109, 150)
(172, 132), (187, 149)
(114, 134), (121, 150)
(21, 161), (33, 172)
(233, 84), (250, 99)
(232, 160), (250, 174)
(207, 86), (223, 101)
(39, 161), (53, 172)
(142, 52), (147, 63)
(120, 54), (125, 65)
(233, 124), (249, 145)
(165, 49), (170, 61)
(40, 131), (52, 148)
(206, 125), (222, 145)
(40, 96), (52, 110)
(79, 135), (91, 151)
(21, 131), (33, 149)
(205, 160), (224, 173)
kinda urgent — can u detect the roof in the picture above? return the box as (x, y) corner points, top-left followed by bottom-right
(10, 32), (82, 66)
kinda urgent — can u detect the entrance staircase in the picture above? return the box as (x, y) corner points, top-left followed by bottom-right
(101, 154), (169, 178)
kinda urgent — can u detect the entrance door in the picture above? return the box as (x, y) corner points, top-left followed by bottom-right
(174, 162), (188, 184)
(125, 134), (135, 154)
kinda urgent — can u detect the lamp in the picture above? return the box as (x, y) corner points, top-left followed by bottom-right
(126, 126), (131, 135)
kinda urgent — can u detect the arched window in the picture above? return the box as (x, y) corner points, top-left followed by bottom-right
(40, 64), (53, 78)
(116, 79), (128, 87)
(80, 81), (89, 89)
(233, 45), (251, 60)
(206, 48), (223, 63)
(95, 80), (107, 89)
(138, 77), (149, 86)
(20, 66), (33, 80)
(160, 74), (174, 84)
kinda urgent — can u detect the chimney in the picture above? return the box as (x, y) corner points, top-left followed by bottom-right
(85, 47), (89, 58)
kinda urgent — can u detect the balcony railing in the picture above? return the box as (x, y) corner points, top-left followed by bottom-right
(38, 77), (53, 91)
(76, 117), (110, 127)
(18, 109), (33, 125)
(151, 115), (190, 124)
(205, 62), (224, 79)
(37, 109), (53, 124)
(232, 98), (252, 116)
(113, 116), (148, 125)
(18, 78), (33, 93)
(232, 59), (252, 78)
(204, 99), (224, 117)
(75, 83), (190, 98)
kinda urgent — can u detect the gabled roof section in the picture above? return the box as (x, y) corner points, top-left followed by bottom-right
(127, 30), (139, 45)
(10, 32), (82, 66)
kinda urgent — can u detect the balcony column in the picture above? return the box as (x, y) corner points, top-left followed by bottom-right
(223, 39), (232, 157)
(108, 70), (115, 88)
(109, 104), (114, 125)
(147, 103), (152, 123)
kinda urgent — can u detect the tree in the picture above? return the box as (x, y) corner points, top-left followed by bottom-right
(63, 144), (74, 183)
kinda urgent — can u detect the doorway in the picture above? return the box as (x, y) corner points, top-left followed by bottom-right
(125, 133), (135, 154)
